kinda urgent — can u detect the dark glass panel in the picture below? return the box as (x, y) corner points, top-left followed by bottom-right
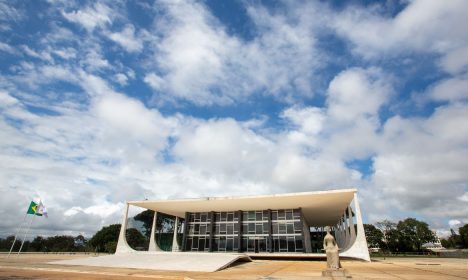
(279, 223), (286, 234)
(272, 223), (278, 234)
(273, 238), (279, 252)
(233, 237), (239, 250)
(287, 223), (294, 234)
(186, 238), (192, 251)
(220, 223), (226, 233)
(286, 210), (293, 220)
(201, 213), (207, 222)
(294, 222), (302, 232)
(243, 211), (248, 221)
(279, 237), (287, 251)
(278, 210), (285, 220)
(200, 225), (206, 235)
(256, 212), (262, 221)
(248, 211), (255, 221)
(248, 238), (255, 252)
(234, 223), (239, 233)
(262, 210), (269, 221)
(242, 238), (248, 251)
(194, 224), (200, 234)
(256, 223), (263, 234)
(293, 209), (301, 219)
(221, 212), (227, 221)
(287, 237), (295, 252)
(215, 212), (221, 221)
(192, 237), (198, 251)
(219, 237), (226, 250)
(295, 237), (303, 252)
(226, 238), (233, 251)
(257, 238), (266, 252)
(242, 224), (248, 234)
(212, 238), (218, 252)
(199, 238), (205, 251)
(248, 223), (255, 233)
(227, 224), (234, 234)
(227, 212), (234, 221)
(272, 211), (278, 220)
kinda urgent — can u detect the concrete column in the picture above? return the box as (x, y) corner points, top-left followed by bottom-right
(340, 216), (348, 250)
(172, 216), (180, 252)
(237, 210), (243, 253)
(115, 202), (136, 254)
(348, 206), (356, 246)
(148, 211), (162, 251)
(182, 212), (190, 251)
(343, 212), (350, 250)
(340, 192), (371, 261)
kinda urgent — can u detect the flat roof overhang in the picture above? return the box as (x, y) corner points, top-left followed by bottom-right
(129, 188), (356, 226)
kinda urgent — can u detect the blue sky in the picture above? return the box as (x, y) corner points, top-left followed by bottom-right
(1, 0), (467, 237)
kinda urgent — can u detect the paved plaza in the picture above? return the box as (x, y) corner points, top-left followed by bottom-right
(0, 253), (467, 279)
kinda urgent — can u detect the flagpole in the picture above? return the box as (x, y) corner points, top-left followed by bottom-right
(17, 214), (36, 257)
(7, 212), (28, 258)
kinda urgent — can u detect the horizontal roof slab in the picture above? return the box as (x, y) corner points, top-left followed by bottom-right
(129, 188), (356, 226)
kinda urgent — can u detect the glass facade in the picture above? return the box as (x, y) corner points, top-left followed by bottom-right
(183, 209), (306, 253)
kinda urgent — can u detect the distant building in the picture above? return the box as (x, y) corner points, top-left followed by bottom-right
(422, 232), (445, 251)
(116, 188), (370, 261)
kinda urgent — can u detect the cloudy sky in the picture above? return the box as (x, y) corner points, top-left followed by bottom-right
(1, 0), (467, 237)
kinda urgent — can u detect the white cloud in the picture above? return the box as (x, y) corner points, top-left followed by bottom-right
(108, 24), (144, 53)
(428, 75), (468, 102)
(0, 42), (16, 54)
(144, 72), (164, 91)
(449, 219), (461, 228)
(146, 0), (323, 105)
(332, 0), (468, 56)
(327, 67), (392, 122)
(62, 3), (112, 32)
(440, 47), (468, 75)
(114, 73), (128, 86)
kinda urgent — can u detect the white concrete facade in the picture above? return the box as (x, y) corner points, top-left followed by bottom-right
(116, 189), (370, 261)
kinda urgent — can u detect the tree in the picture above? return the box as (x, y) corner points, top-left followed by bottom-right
(126, 228), (147, 250)
(396, 218), (435, 251)
(375, 220), (397, 252)
(364, 224), (384, 249)
(89, 224), (121, 253)
(441, 228), (464, 249)
(45, 236), (76, 252)
(459, 224), (468, 248)
(30, 236), (46, 252)
(134, 209), (155, 238)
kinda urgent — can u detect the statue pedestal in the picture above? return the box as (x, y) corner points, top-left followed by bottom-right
(322, 268), (352, 278)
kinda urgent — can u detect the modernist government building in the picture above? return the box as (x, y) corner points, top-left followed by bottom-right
(116, 189), (370, 261)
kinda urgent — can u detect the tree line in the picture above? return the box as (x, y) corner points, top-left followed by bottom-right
(0, 210), (173, 254)
(2, 214), (466, 254)
(365, 218), (468, 252)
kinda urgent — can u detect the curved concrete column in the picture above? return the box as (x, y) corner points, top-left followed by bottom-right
(341, 193), (370, 261)
(148, 211), (163, 251)
(348, 206), (356, 246)
(343, 212), (350, 250)
(172, 216), (180, 252)
(115, 203), (136, 254)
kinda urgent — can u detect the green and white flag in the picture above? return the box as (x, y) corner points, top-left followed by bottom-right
(26, 198), (47, 217)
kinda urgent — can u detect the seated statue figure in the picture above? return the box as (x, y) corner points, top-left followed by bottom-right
(323, 226), (341, 269)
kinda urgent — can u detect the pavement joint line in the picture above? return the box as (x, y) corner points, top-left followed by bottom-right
(387, 262), (468, 280)
(365, 263), (408, 280)
(0, 265), (182, 279)
(258, 262), (300, 280)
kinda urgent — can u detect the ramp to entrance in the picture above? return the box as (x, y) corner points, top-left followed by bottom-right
(50, 252), (252, 272)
